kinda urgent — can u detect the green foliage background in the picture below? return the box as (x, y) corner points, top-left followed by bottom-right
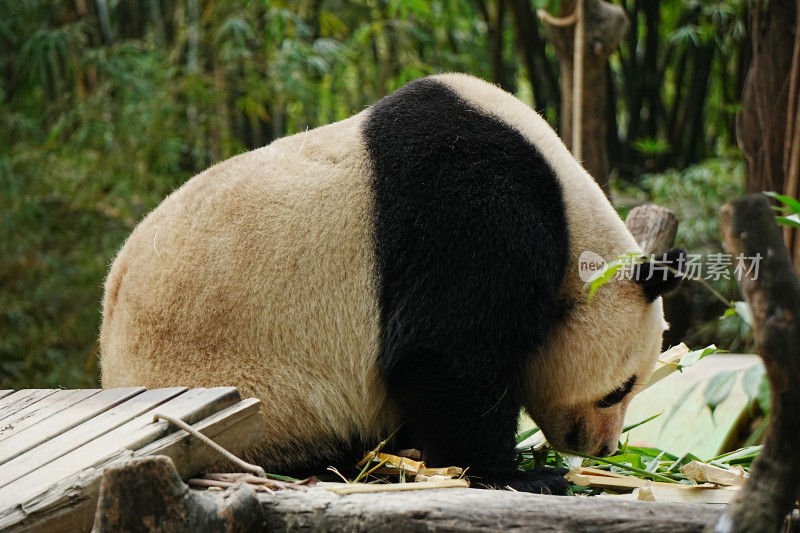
(1, 0), (748, 388)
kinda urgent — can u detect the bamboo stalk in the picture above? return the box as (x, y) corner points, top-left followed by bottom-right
(325, 479), (469, 495)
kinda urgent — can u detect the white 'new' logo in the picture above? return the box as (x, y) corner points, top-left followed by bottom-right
(578, 251), (606, 282)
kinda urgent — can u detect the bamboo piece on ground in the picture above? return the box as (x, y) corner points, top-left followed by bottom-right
(680, 460), (748, 487)
(325, 479), (469, 495)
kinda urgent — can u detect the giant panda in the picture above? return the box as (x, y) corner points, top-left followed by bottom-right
(100, 73), (683, 494)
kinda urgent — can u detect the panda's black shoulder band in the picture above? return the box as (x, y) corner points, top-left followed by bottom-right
(362, 76), (571, 476)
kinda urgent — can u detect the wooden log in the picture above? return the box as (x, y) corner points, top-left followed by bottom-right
(256, 486), (721, 532)
(712, 194), (800, 532)
(93, 455), (262, 533)
(625, 204), (679, 256)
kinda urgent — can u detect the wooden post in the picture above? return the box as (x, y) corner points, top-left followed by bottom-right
(542, 0), (629, 192)
(625, 204), (679, 256)
(710, 195), (800, 532)
(93, 455), (263, 532)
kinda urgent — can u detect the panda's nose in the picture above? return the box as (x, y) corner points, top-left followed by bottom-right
(597, 445), (612, 457)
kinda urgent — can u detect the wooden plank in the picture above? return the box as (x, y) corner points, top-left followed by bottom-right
(635, 484), (739, 504)
(0, 387), (147, 467)
(134, 397), (264, 477)
(1, 397), (264, 533)
(0, 387), (183, 488)
(0, 391), (14, 401)
(0, 390), (100, 443)
(0, 387), (240, 508)
(0, 390), (60, 419)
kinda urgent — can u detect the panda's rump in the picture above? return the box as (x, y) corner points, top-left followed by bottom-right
(100, 114), (399, 469)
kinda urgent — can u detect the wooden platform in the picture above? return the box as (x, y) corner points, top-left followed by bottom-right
(0, 387), (265, 532)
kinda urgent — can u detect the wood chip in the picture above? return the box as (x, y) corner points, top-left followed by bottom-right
(364, 453), (463, 479)
(567, 466), (741, 504)
(567, 471), (655, 491)
(645, 343), (690, 389)
(679, 460), (748, 487)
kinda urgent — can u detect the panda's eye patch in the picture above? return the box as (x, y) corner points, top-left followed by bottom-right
(597, 375), (636, 408)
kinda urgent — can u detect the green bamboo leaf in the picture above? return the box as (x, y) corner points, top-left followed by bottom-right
(703, 370), (737, 419)
(600, 454), (644, 470)
(631, 136), (670, 156)
(625, 446), (679, 462)
(622, 413), (661, 434)
(583, 252), (642, 301)
(742, 362), (765, 402)
(676, 345), (719, 371)
(586, 264), (619, 301)
(645, 451), (666, 473)
(515, 425), (541, 444)
(669, 25), (700, 46)
(708, 445), (762, 465)
(665, 452), (702, 473)
(568, 451), (677, 483)
(764, 191), (800, 214)
(775, 215), (800, 229)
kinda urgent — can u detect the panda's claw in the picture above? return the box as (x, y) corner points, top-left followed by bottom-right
(477, 467), (571, 495)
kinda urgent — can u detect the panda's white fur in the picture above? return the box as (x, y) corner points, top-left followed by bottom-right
(101, 112), (401, 466)
(100, 73), (679, 492)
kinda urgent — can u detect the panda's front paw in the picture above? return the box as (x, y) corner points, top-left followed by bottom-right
(476, 467), (570, 495)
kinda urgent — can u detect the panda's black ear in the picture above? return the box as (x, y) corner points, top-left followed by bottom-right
(633, 247), (686, 302)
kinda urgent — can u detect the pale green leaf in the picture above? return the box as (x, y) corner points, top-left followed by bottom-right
(733, 301), (753, 326)
(703, 370), (737, 418)
(742, 362), (764, 402)
(676, 344), (719, 371)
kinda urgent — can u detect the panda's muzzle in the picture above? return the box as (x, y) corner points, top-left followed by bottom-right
(564, 421), (584, 451)
(561, 411), (622, 457)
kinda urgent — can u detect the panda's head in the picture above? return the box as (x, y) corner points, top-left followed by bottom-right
(525, 249), (684, 457)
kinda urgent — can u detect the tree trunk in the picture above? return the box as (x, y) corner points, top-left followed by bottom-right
(682, 42), (715, 165)
(478, 0), (513, 92)
(510, 0), (560, 118)
(711, 195), (800, 532)
(737, 0), (800, 264)
(94, 456), (263, 532)
(545, 0), (629, 194)
(784, 1), (800, 266)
